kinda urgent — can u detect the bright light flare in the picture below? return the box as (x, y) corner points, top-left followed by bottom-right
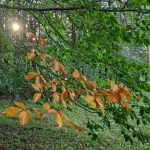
(12, 22), (20, 31)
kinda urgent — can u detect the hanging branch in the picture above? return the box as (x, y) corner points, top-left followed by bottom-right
(1, 4), (150, 13)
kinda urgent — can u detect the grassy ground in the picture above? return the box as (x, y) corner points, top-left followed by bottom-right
(0, 100), (150, 150)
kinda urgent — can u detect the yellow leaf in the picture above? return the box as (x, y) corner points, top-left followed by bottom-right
(14, 102), (27, 109)
(61, 99), (67, 109)
(19, 110), (30, 126)
(55, 112), (63, 128)
(35, 76), (40, 85)
(33, 93), (42, 102)
(81, 81), (87, 89)
(83, 95), (96, 108)
(3, 107), (22, 117)
(24, 72), (37, 80)
(43, 102), (50, 112)
(73, 69), (80, 80)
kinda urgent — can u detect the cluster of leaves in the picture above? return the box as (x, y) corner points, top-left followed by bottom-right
(3, 33), (135, 134)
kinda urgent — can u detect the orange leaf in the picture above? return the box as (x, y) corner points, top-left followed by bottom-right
(31, 83), (43, 93)
(75, 88), (84, 95)
(68, 89), (76, 102)
(14, 102), (27, 109)
(53, 93), (60, 103)
(89, 81), (97, 89)
(119, 85), (132, 100)
(24, 72), (37, 80)
(59, 64), (67, 75)
(95, 97), (105, 114)
(80, 75), (87, 83)
(52, 83), (57, 92)
(43, 102), (50, 112)
(107, 90), (122, 103)
(122, 102), (129, 112)
(54, 60), (60, 71)
(19, 110), (30, 126)
(34, 109), (43, 120)
(37, 38), (47, 46)
(55, 112), (63, 128)
(44, 82), (51, 89)
(73, 69), (80, 79)
(27, 52), (35, 60)
(33, 93), (42, 102)
(3, 107), (22, 117)
(39, 53), (46, 61)
(61, 90), (68, 101)
(62, 113), (84, 133)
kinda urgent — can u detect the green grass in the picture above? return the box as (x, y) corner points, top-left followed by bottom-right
(0, 100), (150, 150)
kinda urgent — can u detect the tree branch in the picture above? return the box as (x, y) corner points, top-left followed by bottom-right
(1, 4), (150, 13)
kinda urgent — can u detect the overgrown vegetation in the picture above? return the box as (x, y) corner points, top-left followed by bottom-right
(0, 0), (150, 149)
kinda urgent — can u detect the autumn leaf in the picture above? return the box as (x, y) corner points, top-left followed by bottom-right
(81, 81), (87, 89)
(95, 97), (105, 114)
(44, 82), (51, 89)
(14, 101), (27, 109)
(43, 102), (50, 112)
(68, 89), (76, 102)
(61, 99), (67, 109)
(53, 93), (60, 103)
(110, 81), (119, 92)
(35, 76), (40, 85)
(54, 60), (60, 71)
(24, 72), (37, 80)
(39, 53), (46, 62)
(73, 69), (80, 79)
(33, 93), (42, 102)
(107, 90), (122, 103)
(31, 83), (43, 93)
(19, 110), (30, 126)
(122, 102), (129, 112)
(119, 85), (132, 100)
(83, 95), (96, 108)
(27, 52), (35, 60)
(62, 113), (84, 133)
(53, 60), (67, 74)
(75, 88), (84, 95)
(61, 90), (68, 101)
(59, 64), (67, 75)
(34, 109), (43, 120)
(37, 38), (47, 46)
(89, 81), (97, 89)
(3, 107), (22, 117)
(52, 83), (57, 92)
(80, 75), (87, 83)
(55, 111), (63, 128)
